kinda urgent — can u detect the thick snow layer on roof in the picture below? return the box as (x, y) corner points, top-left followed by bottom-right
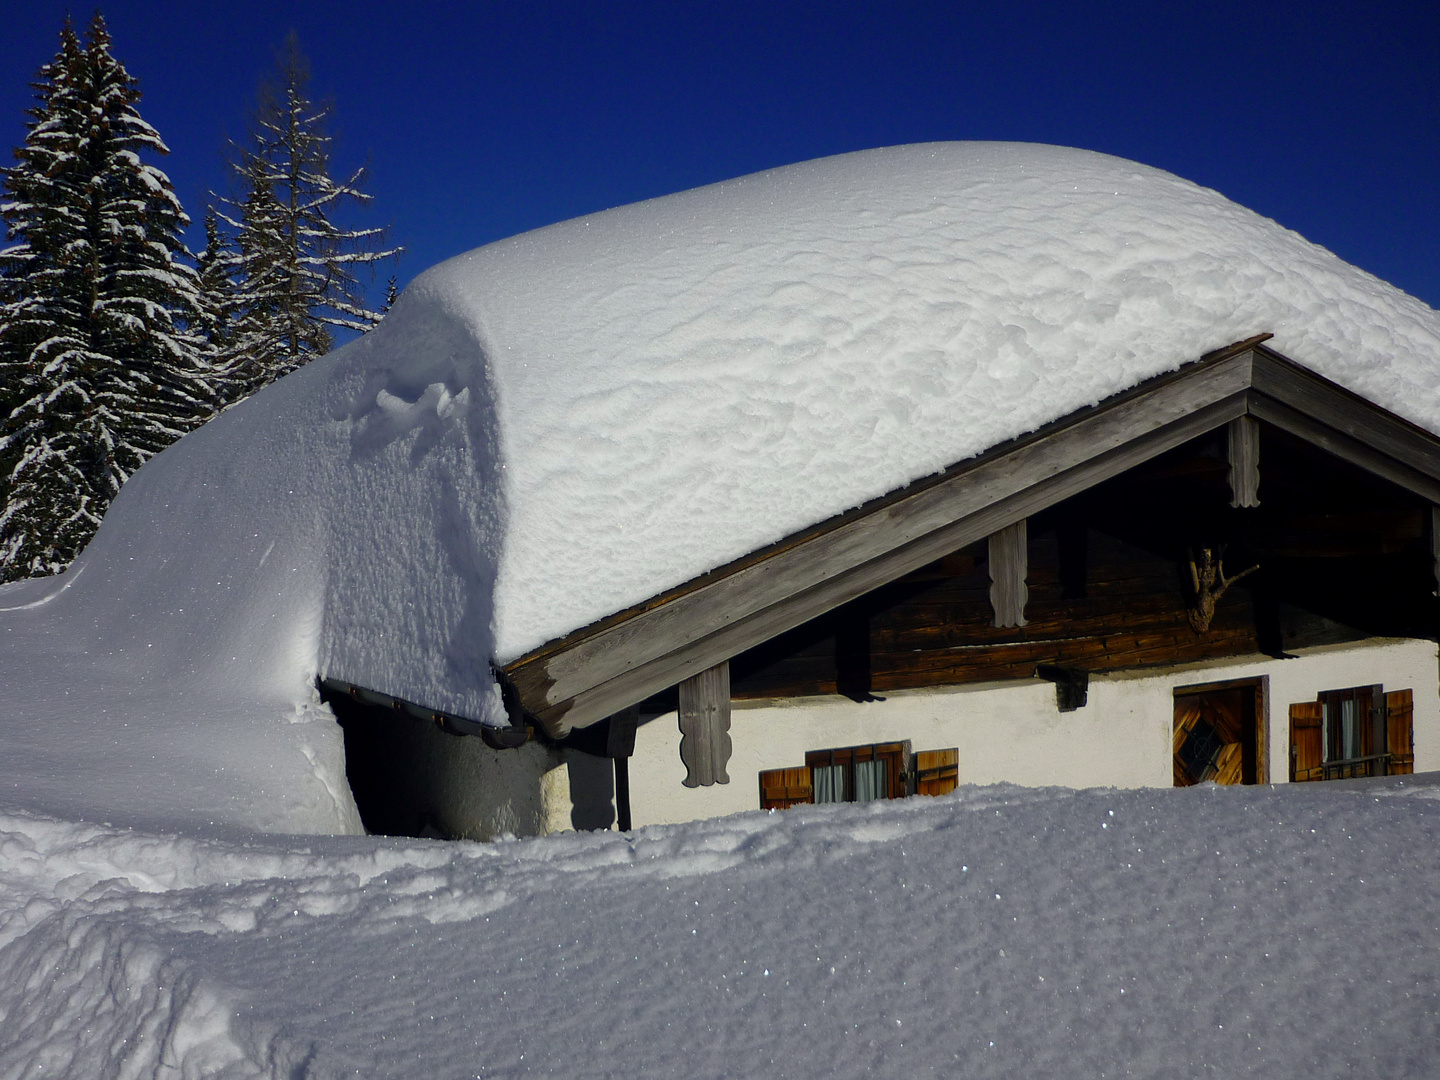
(3, 141), (1440, 833)
(3, 781), (1439, 1077)
(463, 141), (1440, 660)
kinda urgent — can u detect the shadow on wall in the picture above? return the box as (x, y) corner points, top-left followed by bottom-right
(325, 688), (564, 839)
(324, 687), (623, 839)
(565, 751), (616, 831)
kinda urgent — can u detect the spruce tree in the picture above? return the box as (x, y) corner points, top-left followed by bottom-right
(0, 14), (213, 580)
(193, 210), (235, 359)
(217, 35), (399, 398)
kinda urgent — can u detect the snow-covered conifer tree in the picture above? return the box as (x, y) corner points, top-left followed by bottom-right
(0, 14), (213, 581)
(217, 35), (399, 397)
(193, 210), (236, 359)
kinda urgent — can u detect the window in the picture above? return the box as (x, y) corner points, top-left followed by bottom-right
(758, 743), (959, 810)
(1290, 685), (1413, 782)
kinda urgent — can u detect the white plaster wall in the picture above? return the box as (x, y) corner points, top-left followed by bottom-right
(412, 730), (572, 840)
(624, 638), (1440, 829)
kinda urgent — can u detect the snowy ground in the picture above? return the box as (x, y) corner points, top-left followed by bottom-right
(2, 777), (1437, 1079)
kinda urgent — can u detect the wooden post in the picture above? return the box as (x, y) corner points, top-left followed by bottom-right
(988, 520), (1028, 628)
(1228, 416), (1260, 508)
(613, 757), (632, 831)
(1430, 505), (1440, 595)
(678, 661), (731, 787)
(834, 601), (873, 702)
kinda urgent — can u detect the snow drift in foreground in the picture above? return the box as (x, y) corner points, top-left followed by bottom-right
(1, 780), (1437, 1079)
(5, 141), (1440, 835)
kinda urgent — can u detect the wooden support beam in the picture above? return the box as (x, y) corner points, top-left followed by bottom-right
(989, 520), (1028, 628)
(833, 601), (874, 702)
(678, 661), (731, 787)
(1431, 505), (1440, 595)
(1228, 415), (1260, 508)
(1036, 664), (1088, 711)
(614, 757), (632, 831)
(1248, 578), (1290, 659)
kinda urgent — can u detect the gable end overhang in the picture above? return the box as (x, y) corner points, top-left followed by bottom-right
(505, 335), (1440, 737)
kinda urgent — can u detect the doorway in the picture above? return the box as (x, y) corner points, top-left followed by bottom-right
(1173, 677), (1268, 786)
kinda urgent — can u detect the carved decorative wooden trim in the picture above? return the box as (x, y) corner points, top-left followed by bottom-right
(1228, 415), (1260, 508)
(988, 520), (1028, 627)
(678, 662), (731, 787)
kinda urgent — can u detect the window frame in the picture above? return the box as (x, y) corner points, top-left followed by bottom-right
(804, 742), (908, 804)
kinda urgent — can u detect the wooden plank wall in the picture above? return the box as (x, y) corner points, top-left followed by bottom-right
(729, 527), (1260, 699)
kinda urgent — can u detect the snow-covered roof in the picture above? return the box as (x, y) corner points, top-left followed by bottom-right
(426, 140), (1440, 661)
(4, 141), (1440, 831)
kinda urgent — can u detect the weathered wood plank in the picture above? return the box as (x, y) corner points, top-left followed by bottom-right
(1249, 349), (1440, 482)
(678, 662), (731, 787)
(1246, 393), (1440, 504)
(1228, 415), (1261, 507)
(988, 520), (1029, 627)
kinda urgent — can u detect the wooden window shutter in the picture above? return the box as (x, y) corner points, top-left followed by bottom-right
(1289, 701), (1323, 782)
(759, 767), (813, 810)
(915, 748), (959, 796)
(1386, 689), (1415, 775)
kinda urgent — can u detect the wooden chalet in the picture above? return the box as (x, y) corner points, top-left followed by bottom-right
(327, 334), (1439, 836)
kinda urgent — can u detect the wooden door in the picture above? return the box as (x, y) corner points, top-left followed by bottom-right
(1174, 683), (1260, 786)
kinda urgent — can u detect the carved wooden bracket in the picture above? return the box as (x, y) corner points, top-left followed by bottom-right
(1186, 546), (1258, 634)
(1228, 416), (1260, 508)
(989, 520), (1029, 628)
(678, 661), (732, 787)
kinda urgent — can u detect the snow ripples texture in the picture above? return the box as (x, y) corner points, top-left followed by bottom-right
(443, 142), (1440, 656)
(2, 781), (1439, 1078)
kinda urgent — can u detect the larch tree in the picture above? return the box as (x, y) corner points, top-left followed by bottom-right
(0, 14), (214, 581)
(217, 35), (399, 400)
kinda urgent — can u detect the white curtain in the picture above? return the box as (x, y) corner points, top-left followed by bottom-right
(812, 764), (844, 803)
(854, 759), (888, 802)
(1341, 699), (1359, 760)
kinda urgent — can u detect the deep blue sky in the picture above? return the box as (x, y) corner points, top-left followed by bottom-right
(4, 1), (1438, 313)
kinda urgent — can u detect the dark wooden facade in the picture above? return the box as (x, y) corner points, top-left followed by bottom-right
(712, 419), (1436, 704)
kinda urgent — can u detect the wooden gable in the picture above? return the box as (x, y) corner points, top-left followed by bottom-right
(501, 335), (1440, 737)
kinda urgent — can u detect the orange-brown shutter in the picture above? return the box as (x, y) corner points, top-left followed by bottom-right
(1386, 689), (1415, 775)
(759, 767), (813, 810)
(1289, 701), (1323, 782)
(915, 748), (959, 796)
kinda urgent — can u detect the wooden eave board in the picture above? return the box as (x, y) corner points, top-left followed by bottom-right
(505, 337), (1440, 735)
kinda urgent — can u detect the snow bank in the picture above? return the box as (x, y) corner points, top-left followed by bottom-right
(1, 781), (1437, 1078)
(4, 141), (1440, 834)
